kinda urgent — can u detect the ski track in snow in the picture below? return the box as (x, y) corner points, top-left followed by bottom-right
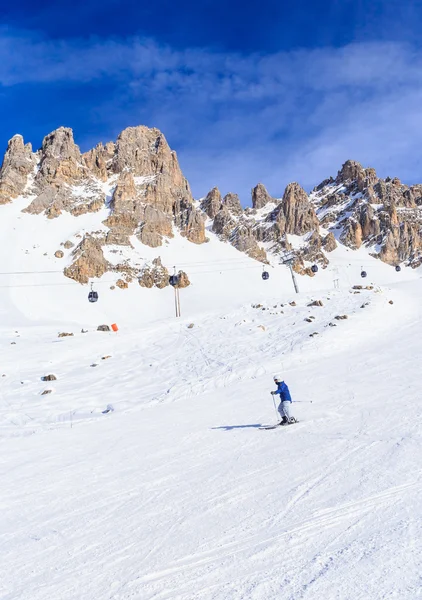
(0, 198), (421, 600)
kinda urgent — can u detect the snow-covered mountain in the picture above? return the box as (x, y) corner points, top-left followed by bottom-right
(1, 125), (421, 305)
(1, 126), (421, 600)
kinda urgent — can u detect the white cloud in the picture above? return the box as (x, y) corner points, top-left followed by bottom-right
(1, 28), (422, 202)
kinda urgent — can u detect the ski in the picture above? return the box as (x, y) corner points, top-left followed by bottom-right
(259, 420), (299, 430)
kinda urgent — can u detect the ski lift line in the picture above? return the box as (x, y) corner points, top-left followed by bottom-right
(162, 259), (260, 269)
(0, 258), (405, 287)
(0, 259), (261, 277)
(0, 266), (265, 288)
(0, 279), (117, 289)
(0, 263), (267, 283)
(179, 265), (268, 276)
(0, 264), (269, 288)
(0, 254), (404, 277)
(0, 270), (64, 275)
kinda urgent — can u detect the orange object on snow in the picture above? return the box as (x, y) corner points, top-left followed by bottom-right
(111, 323), (118, 332)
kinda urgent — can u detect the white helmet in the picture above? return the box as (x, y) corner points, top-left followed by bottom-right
(273, 375), (282, 382)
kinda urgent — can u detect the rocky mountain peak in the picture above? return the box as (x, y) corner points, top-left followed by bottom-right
(41, 127), (81, 162)
(252, 183), (274, 209)
(2, 120), (422, 287)
(223, 192), (242, 215)
(335, 160), (365, 184)
(201, 187), (223, 219)
(111, 126), (182, 182)
(0, 123), (207, 283)
(313, 160), (422, 268)
(282, 182), (319, 235)
(0, 134), (37, 204)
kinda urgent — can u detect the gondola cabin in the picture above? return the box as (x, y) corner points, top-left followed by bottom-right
(88, 291), (99, 303)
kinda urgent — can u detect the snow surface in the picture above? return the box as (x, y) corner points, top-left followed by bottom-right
(1, 198), (421, 599)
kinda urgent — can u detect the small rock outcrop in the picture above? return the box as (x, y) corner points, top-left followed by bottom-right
(138, 257), (170, 289)
(174, 271), (190, 288)
(323, 232), (337, 252)
(116, 279), (128, 289)
(64, 235), (110, 284)
(41, 374), (57, 381)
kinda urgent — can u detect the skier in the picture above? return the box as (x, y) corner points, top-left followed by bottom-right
(271, 375), (296, 425)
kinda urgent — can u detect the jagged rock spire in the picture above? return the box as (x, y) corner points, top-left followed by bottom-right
(201, 187), (223, 218)
(0, 135), (36, 204)
(281, 182), (319, 235)
(251, 183), (274, 209)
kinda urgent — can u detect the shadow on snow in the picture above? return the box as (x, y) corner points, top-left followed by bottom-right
(212, 424), (262, 431)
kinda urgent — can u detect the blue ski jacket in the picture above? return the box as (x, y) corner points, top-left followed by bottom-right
(274, 381), (292, 402)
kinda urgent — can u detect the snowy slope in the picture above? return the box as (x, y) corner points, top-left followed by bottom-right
(1, 195), (422, 600)
(0, 193), (418, 328)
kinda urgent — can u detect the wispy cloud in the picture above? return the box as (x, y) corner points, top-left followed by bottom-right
(1, 27), (422, 202)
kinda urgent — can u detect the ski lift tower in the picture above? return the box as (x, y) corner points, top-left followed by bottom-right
(281, 251), (300, 294)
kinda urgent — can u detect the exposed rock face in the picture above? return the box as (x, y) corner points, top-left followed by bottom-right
(281, 183), (319, 235)
(139, 205), (174, 248)
(35, 127), (83, 189)
(232, 227), (267, 261)
(0, 135), (37, 204)
(64, 235), (110, 284)
(83, 142), (115, 181)
(212, 208), (235, 240)
(138, 257), (170, 289)
(173, 197), (206, 244)
(23, 128), (106, 218)
(175, 271), (190, 288)
(104, 171), (175, 248)
(137, 259), (190, 289)
(0, 124), (207, 283)
(335, 160), (365, 185)
(201, 187), (223, 218)
(116, 279), (128, 289)
(210, 181), (321, 263)
(311, 159), (422, 267)
(252, 183), (274, 209)
(209, 180), (319, 264)
(223, 192), (243, 215)
(323, 232), (337, 252)
(103, 127), (205, 248)
(3, 121), (422, 281)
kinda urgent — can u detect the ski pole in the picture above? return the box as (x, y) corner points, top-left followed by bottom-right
(271, 393), (279, 420)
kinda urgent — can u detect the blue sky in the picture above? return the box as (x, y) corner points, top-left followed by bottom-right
(1, 0), (422, 203)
